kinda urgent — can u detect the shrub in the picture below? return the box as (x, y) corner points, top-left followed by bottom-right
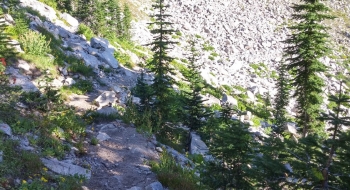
(68, 61), (94, 76)
(19, 30), (51, 55)
(66, 80), (94, 95)
(150, 151), (200, 190)
(77, 24), (94, 41)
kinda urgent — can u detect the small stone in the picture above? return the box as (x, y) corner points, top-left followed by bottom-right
(155, 147), (163, 153)
(0, 123), (12, 136)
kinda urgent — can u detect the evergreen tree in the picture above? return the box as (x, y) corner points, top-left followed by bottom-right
(122, 3), (132, 40)
(57, 0), (72, 13)
(202, 106), (255, 189)
(133, 70), (153, 111)
(182, 40), (208, 131)
(104, 0), (120, 37)
(318, 81), (350, 188)
(92, 1), (108, 36)
(75, 0), (94, 24)
(274, 62), (291, 135)
(284, 0), (334, 137)
(146, 0), (176, 121)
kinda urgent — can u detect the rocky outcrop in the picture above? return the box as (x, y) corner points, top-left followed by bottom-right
(41, 158), (92, 179)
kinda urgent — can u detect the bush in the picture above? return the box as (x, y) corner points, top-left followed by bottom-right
(68, 61), (94, 77)
(19, 30), (51, 55)
(66, 80), (94, 95)
(77, 24), (94, 41)
(150, 151), (200, 190)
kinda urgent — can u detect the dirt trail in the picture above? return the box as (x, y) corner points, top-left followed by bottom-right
(79, 121), (159, 190)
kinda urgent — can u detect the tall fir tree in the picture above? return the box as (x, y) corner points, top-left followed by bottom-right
(284, 0), (334, 137)
(182, 40), (208, 131)
(273, 62), (291, 135)
(104, 0), (120, 38)
(146, 0), (176, 121)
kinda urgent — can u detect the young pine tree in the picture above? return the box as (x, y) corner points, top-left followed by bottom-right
(273, 62), (291, 135)
(202, 104), (255, 189)
(133, 70), (153, 111)
(182, 40), (208, 131)
(146, 0), (177, 120)
(284, 0), (334, 137)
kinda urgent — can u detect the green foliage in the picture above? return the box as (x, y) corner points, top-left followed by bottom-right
(90, 137), (99, 145)
(0, 14), (17, 59)
(77, 24), (95, 41)
(5, 16), (29, 40)
(146, 0), (177, 120)
(150, 151), (200, 190)
(68, 60), (94, 76)
(284, 0), (334, 137)
(83, 109), (120, 124)
(114, 51), (134, 69)
(201, 41), (214, 51)
(63, 80), (94, 95)
(202, 106), (256, 189)
(274, 62), (291, 134)
(182, 40), (209, 131)
(38, 0), (57, 9)
(19, 30), (51, 55)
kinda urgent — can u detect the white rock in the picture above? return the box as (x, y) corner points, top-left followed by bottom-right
(0, 123), (12, 136)
(95, 91), (118, 108)
(97, 107), (118, 115)
(60, 13), (79, 31)
(284, 122), (298, 135)
(221, 93), (238, 106)
(190, 132), (212, 161)
(244, 111), (252, 121)
(90, 37), (119, 69)
(41, 158), (91, 179)
(17, 60), (30, 71)
(96, 132), (110, 141)
(20, 0), (57, 21)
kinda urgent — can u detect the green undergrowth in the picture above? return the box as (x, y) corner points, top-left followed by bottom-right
(0, 79), (88, 189)
(83, 109), (120, 124)
(150, 151), (200, 190)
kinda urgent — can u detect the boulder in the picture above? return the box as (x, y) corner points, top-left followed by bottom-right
(96, 132), (110, 142)
(17, 60), (31, 71)
(60, 13), (79, 30)
(221, 93), (238, 106)
(244, 111), (252, 121)
(145, 182), (164, 190)
(97, 107), (118, 115)
(20, 0), (57, 21)
(95, 91), (118, 108)
(8, 40), (23, 53)
(41, 158), (91, 179)
(4, 14), (14, 25)
(0, 123), (12, 136)
(190, 132), (209, 156)
(90, 37), (119, 69)
(284, 122), (298, 135)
